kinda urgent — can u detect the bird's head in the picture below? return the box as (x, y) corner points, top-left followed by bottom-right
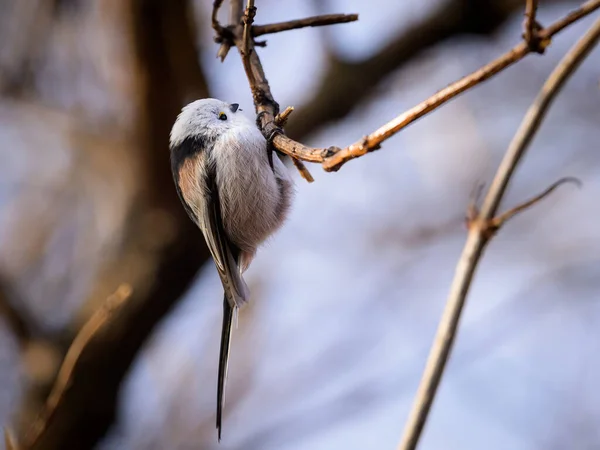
(169, 98), (252, 149)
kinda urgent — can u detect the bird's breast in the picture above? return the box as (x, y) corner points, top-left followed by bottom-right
(215, 127), (287, 251)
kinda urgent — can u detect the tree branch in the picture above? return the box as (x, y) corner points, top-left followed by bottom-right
(0, 278), (33, 346)
(241, 0), (256, 59)
(322, 0), (600, 171)
(285, 0), (570, 142)
(489, 177), (581, 228)
(397, 16), (600, 450)
(524, 0), (542, 51)
(4, 428), (18, 450)
(253, 14), (358, 37)
(214, 0), (600, 173)
(212, 0), (226, 35)
(18, 1), (212, 448)
(213, 0), (241, 61)
(22, 285), (132, 450)
(241, 0), (257, 82)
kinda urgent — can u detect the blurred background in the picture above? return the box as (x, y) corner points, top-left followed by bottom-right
(1, 0), (599, 449)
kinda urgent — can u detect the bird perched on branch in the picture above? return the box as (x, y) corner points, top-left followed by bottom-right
(169, 98), (294, 440)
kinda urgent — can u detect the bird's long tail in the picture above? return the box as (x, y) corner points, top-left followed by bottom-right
(217, 296), (234, 441)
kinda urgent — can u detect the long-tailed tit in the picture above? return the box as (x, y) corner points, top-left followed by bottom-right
(169, 98), (294, 440)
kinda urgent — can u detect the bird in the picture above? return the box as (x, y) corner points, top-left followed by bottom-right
(169, 98), (294, 441)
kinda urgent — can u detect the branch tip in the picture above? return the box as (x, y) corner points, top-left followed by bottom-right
(275, 106), (294, 127)
(492, 176), (582, 228)
(253, 13), (359, 37)
(291, 158), (315, 183)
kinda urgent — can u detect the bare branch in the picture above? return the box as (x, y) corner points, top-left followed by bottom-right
(286, 0), (569, 142)
(290, 158), (315, 183)
(523, 0), (543, 52)
(239, 0), (258, 91)
(253, 14), (358, 37)
(397, 16), (600, 450)
(491, 177), (581, 228)
(221, 0), (599, 171)
(241, 0), (256, 58)
(212, 0), (226, 34)
(273, 106), (315, 182)
(217, 2), (322, 182)
(22, 284), (132, 449)
(229, 0), (243, 25)
(213, 0), (243, 61)
(274, 106), (294, 128)
(323, 0), (600, 171)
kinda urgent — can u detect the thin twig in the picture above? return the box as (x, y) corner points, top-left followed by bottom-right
(224, 0), (599, 170)
(323, 0), (600, 171)
(225, 2), (320, 182)
(221, 0), (599, 176)
(274, 106), (314, 182)
(524, 0), (543, 52)
(241, 0), (256, 58)
(213, 0), (241, 61)
(397, 16), (600, 450)
(290, 158), (315, 183)
(229, 0), (243, 26)
(490, 177), (581, 228)
(253, 14), (358, 37)
(212, 0), (226, 34)
(274, 106), (295, 128)
(22, 284), (132, 449)
(239, 0), (257, 88)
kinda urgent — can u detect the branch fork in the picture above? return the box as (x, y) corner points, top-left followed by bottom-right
(466, 177), (581, 240)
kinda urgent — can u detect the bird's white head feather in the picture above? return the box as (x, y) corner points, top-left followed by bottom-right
(169, 98), (256, 148)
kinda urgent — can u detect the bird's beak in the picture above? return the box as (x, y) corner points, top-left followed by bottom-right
(229, 103), (240, 113)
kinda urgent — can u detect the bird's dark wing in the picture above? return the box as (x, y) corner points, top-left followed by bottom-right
(199, 165), (249, 442)
(172, 150), (248, 440)
(172, 150), (248, 303)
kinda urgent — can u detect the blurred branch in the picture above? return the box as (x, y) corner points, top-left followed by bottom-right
(212, 0), (227, 35)
(22, 285), (132, 450)
(213, 0), (318, 182)
(0, 0), (56, 96)
(398, 16), (600, 450)
(17, 1), (212, 449)
(489, 177), (581, 228)
(253, 14), (359, 36)
(213, 0), (241, 61)
(4, 428), (18, 450)
(0, 278), (33, 346)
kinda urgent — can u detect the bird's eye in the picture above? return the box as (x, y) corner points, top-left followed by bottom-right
(218, 112), (227, 121)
